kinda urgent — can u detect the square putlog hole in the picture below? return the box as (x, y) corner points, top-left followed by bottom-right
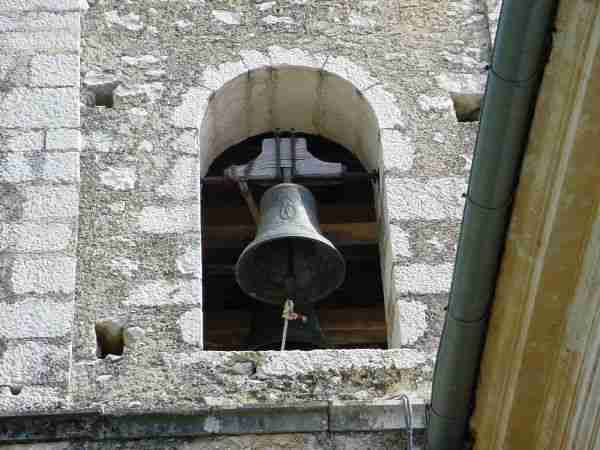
(95, 319), (124, 358)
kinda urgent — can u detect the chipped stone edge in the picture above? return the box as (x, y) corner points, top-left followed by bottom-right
(0, 400), (426, 442)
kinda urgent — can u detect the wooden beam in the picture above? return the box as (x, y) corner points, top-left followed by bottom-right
(202, 222), (378, 247)
(202, 203), (376, 226)
(204, 306), (386, 350)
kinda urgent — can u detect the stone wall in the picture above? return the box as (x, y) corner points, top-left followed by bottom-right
(0, 431), (419, 450)
(0, 0), (84, 413)
(0, 0), (495, 444)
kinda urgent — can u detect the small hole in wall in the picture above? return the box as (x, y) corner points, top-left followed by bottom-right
(450, 93), (483, 122)
(87, 82), (118, 108)
(9, 385), (22, 396)
(95, 320), (125, 358)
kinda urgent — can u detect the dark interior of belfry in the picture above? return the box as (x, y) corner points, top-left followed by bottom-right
(201, 132), (386, 351)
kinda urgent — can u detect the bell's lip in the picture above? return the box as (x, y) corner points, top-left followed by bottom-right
(235, 235), (347, 305)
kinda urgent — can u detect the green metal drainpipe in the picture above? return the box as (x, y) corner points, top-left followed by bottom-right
(425, 1), (558, 449)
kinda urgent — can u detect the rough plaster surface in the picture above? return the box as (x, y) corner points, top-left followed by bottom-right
(0, 0), (495, 440)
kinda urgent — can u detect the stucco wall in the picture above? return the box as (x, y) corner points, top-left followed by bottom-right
(0, 0), (494, 441)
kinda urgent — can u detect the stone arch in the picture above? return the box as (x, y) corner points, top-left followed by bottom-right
(175, 49), (416, 348)
(199, 66), (382, 176)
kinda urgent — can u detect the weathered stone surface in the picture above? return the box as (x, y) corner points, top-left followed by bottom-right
(0, 12), (79, 32)
(389, 300), (428, 346)
(105, 11), (144, 31)
(22, 185), (78, 219)
(381, 130), (414, 173)
(0, 387), (67, 416)
(2, 222), (73, 252)
(30, 54), (79, 87)
(1, 130), (44, 152)
(126, 279), (201, 306)
(0, 0), (82, 11)
(0, 298), (73, 338)
(11, 255), (76, 295)
(178, 308), (203, 345)
(363, 85), (405, 130)
(212, 10), (241, 25)
(0, 88), (78, 128)
(137, 204), (200, 234)
(170, 87), (212, 129)
(99, 166), (137, 191)
(46, 128), (81, 150)
(157, 156), (199, 200)
(0, 153), (79, 183)
(176, 244), (201, 275)
(0, 341), (69, 385)
(0, 30), (79, 53)
(394, 263), (453, 295)
(385, 177), (466, 221)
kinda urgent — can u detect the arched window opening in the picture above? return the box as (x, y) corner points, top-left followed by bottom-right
(202, 133), (385, 350)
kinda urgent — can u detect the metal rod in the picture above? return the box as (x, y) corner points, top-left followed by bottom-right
(236, 180), (261, 224)
(201, 172), (379, 186)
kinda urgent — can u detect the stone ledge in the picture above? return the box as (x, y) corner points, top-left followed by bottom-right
(0, 401), (426, 443)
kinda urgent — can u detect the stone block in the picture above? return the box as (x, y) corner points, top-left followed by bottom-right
(125, 279), (201, 306)
(137, 204), (200, 234)
(202, 61), (247, 91)
(323, 55), (378, 90)
(37, 151), (79, 182)
(0, 88), (79, 129)
(83, 131), (114, 152)
(105, 10), (144, 31)
(170, 87), (212, 129)
(388, 299), (428, 347)
(212, 10), (241, 25)
(0, 387), (67, 417)
(99, 166), (136, 191)
(0, 0), (82, 12)
(22, 184), (78, 219)
(11, 255), (76, 295)
(381, 129), (414, 173)
(384, 176), (466, 221)
(240, 49), (271, 70)
(177, 308), (203, 345)
(0, 153), (79, 183)
(176, 244), (201, 276)
(157, 156), (199, 200)
(171, 130), (197, 155)
(0, 341), (69, 385)
(46, 128), (81, 150)
(0, 11), (79, 32)
(0, 298), (73, 338)
(2, 130), (43, 151)
(113, 82), (164, 104)
(0, 30), (79, 53)
(3, 222), (73, 252)
(389, 224), (412, 258)
(393, 263), (453, 294)
(267, 46), (325, 69)
(363, 84), (405, 130)
(30, 54), (79, 87)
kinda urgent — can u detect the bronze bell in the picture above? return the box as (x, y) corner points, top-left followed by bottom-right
(236, 183), (346, 305)
(245, 303), (327, 350)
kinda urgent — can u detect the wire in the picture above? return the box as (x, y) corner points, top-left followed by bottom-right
(397, 394), (414, 450)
